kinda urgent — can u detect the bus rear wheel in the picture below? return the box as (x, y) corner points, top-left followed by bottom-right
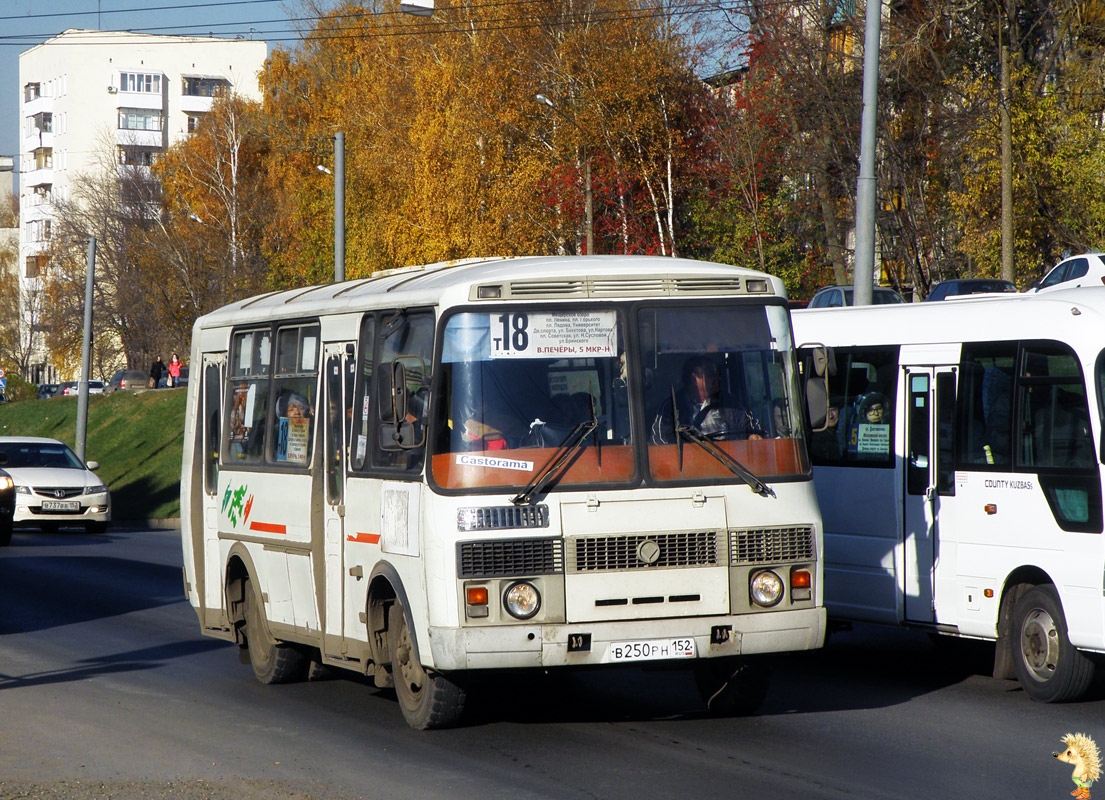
(243, 579), (309, 685)
(1012, 584), (1094, 703)
(693, 657), (770, 716)
(388, 602), (466, 729)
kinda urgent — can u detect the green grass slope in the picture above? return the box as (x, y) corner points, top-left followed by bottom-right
(0, 390), (186, 520)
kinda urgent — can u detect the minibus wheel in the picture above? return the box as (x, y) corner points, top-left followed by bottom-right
(243, 578), (309, 684)
(693, 656), (770, 716)
(388, 602), (466, 729)
(1012, 584), (1094, 702)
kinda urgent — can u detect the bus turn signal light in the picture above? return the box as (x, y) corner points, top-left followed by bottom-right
(466, 586), (488, 605)
(790, 569), (812, 602)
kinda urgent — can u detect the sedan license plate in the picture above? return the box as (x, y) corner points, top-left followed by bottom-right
(41, 500), (79, 511)
(606, 637), (696, 663)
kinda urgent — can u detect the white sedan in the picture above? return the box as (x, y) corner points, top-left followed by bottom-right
(0, 437), (110, 533)
(1031, 253), (1105, 293)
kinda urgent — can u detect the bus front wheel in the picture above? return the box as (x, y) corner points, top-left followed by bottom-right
(1012, 584), (1094, 703)
(243, 579), (309, 684)
(388, 602), (466, 729)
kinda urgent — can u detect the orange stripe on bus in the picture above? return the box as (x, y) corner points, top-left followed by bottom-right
(347, 532), (381, 544)
(249, 521), (287, 534)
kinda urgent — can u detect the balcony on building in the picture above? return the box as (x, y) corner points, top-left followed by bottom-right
(117, 108), (165, 148)
(180, 75), (230, 113)
(114, 71), (166, 111)
(22, 83), (54, 118)
(22, 111), (53, 153)
(24, 147), (53, 187)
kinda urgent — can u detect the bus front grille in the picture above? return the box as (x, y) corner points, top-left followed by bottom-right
(729, 526), (815, 564)
(568, 531), (720, 572)
(457, 537), (564, 578)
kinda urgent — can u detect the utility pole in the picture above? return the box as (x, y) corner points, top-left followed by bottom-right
(1000, 40), (1014, 283)
(334, 131), (345, 283)
(76, 238), (96, 461)
(852, 0), (883, 306)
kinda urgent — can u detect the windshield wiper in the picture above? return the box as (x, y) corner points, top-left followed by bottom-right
(511, 403), (599, 506)
(674, 421), (777, 500)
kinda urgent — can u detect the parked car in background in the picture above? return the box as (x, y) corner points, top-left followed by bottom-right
(0, 468), (13, 546)
(109, 370), (149, 391)
(807, 285), (906, 308)
(36, 384), (59, 400)
(1032, 253), (1105, 293)
(924, 278), (1018, 301)
(0, 437), (110, 533)
(59, 380), (105, 396)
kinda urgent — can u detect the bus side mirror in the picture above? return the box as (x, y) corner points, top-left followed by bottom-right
(378, 361), (408, 424)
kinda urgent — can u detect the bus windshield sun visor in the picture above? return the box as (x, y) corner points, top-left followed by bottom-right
(511, 400), (599, 506)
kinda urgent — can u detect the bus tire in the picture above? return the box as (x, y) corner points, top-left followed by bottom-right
(243, 579), (309, 685)
(693, 657), (770, 716)
(1012, 584), (1094, 702)
(388, 602), (466, 729)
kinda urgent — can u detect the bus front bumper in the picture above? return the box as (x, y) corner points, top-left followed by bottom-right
(427, 607), (826, 671)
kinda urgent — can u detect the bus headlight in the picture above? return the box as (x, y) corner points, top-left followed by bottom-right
(750, 570), (784, 607)
(503, 581), (540, 620)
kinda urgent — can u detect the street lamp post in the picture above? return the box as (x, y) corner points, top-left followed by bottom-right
(319, 133), (346, 284)
(536, 94), (593, 255)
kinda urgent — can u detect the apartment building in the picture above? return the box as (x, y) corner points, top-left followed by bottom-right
(18, 29), (267, 384)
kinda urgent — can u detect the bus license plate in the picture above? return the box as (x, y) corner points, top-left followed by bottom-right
(41, 500), (79, 511)
(606, 638), (696, 663)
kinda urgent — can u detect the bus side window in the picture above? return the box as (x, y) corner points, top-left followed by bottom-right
(956, 345), (1015, 466)
(351, 314), (376, 471)
(226, 329), (272, 464)
(806, 345), (898, 467)
(371, 310), (434, 472)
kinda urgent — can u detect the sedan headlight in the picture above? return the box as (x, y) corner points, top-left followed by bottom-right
(84, 484), (108, 495)
(0, 476), (12, 491)
(503, 581), (541, 620)
(15, 485), (30, 495)
(750, 569), (784, 607)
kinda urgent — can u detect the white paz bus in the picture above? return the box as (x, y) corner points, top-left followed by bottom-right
(180, 255), (825, 728)
(792, 288), (1105, 702)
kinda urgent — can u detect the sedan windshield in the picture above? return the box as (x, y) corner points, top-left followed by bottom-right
(0, 442), (85, 469)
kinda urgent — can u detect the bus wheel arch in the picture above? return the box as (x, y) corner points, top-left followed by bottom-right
(999, 577), (1094, 702)
(224, 547), (309, 684)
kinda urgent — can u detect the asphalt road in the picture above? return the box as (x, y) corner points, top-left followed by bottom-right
(2, 526), (1104, 800)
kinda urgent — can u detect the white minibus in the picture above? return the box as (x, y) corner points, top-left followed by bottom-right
(792, 288), (1105, 702)
(181, 255), (825, 728)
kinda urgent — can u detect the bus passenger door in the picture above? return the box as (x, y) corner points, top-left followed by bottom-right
(200, 352), (226, 615)
(321, 342), (355, 656)
(902, 366), (956, 623)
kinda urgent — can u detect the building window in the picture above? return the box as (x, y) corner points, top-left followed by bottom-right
(186, 113), (206, 133)
(26, 220), (52, 242)
(33, 112), (52, 133)
(120, 72), (162, 93)
(25, 255), (48, 278)
(33, 148), (53, 170)
(24, 82), (40, 102)
(182, 77), (229, 97)
(118, 108), (163, 131)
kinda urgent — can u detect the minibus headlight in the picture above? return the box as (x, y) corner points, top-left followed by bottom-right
(503, 581), (540, 620)
(750, 570), (784, 607)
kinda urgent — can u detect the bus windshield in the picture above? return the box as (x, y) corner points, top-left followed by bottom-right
(431, 303), (808, 492)
(639, 303), (807, 483)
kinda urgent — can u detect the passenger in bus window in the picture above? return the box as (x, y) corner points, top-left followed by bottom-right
(650, 356), (765, 444)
